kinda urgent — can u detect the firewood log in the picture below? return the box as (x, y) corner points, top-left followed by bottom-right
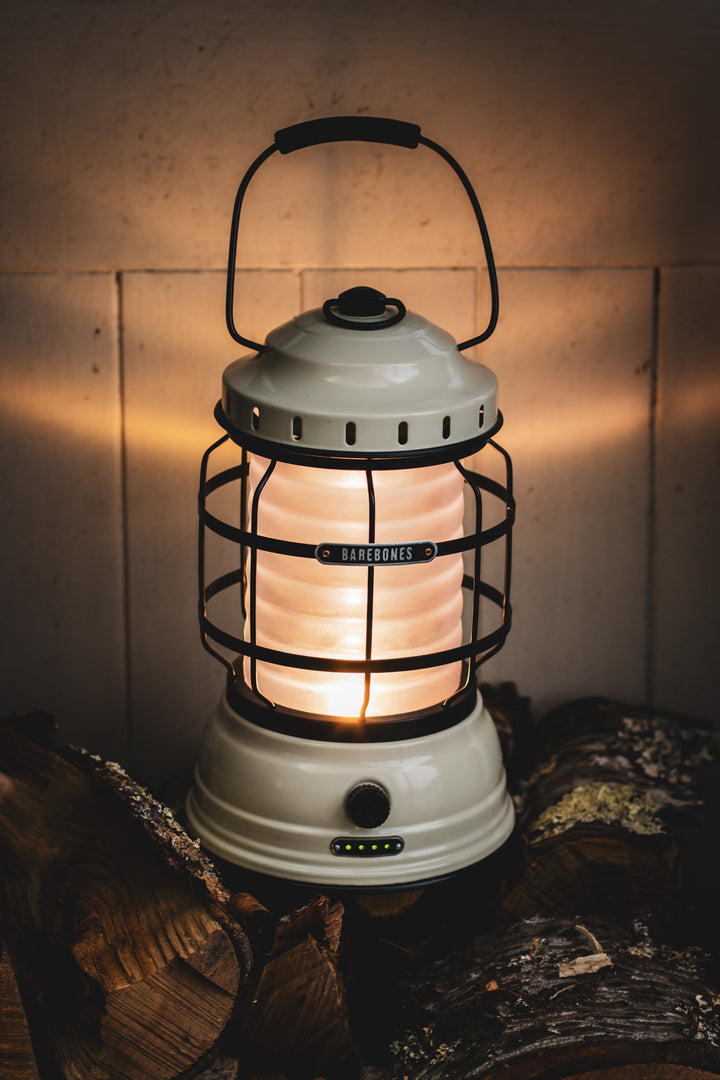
(3, 692), (718, 1080)
(502, 698), (720, 926)
(390, 915), (720, 1079)
(0, 714), (249, 1080)
(229, 892), (355, 1073)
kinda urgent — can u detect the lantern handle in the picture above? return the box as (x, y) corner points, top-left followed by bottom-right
(226, 117), (499, 353)
(274, 116), (422, 152)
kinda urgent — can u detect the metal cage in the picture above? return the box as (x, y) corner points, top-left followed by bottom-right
(198, 405), (514, 742)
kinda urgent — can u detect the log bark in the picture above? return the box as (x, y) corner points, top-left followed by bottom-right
(390, 915), (720, 1079)
(502, 698), (720, 925)
(0, 715), (249, 1080)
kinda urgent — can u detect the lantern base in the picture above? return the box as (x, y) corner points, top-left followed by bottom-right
(186, 688), (514, 887)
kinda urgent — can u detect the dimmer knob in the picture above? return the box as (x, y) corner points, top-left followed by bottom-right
(345, 783), (391, 829)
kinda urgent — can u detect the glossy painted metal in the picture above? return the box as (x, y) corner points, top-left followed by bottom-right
(221, 303), (499, 455)
(186, 688), (514, 887)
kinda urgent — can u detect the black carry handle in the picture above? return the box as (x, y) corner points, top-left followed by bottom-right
(275, 116), (421, 153)
(226, 117), (498, 353)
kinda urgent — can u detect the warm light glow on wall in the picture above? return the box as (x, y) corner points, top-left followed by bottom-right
(245, 457), (465, 717)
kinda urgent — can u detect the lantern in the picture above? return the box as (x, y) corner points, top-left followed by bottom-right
(186, 118), (515, 887)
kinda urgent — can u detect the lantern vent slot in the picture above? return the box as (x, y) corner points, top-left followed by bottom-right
(345, 421), (357, 446)
(251, 405), (260, 430)
(443, 416), (451, 439)
(478, 406), (484, 428)
(398, 421), (408, 445)
(292, 415), (303, 440)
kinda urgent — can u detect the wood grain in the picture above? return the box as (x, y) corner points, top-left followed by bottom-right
(0, 945), (40, 1080)
(232, 894), (354, 1073)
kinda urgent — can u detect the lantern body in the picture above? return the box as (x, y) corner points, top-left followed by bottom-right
(189, 691), (512, 887)
(186, 293), (515, 887)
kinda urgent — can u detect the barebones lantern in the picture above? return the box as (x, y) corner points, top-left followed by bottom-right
(186, 117), (515, 888)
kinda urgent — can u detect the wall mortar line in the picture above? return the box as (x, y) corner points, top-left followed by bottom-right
(116, 270), (134, 770)
(645, 266), (661, 707)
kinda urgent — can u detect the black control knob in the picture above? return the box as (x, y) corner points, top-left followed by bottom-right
(345, 783), (391, 829)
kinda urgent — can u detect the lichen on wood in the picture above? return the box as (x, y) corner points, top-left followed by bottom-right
(500, 699), (720, 920)
(527, 781), (665, 843)
(515, 700), (719, 833)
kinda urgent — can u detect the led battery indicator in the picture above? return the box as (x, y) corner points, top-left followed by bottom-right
(331, 836), (404, 857)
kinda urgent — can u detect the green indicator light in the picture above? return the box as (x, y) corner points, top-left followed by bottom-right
(333, 836), (403, 857)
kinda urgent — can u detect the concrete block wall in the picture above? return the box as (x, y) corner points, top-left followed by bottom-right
(1, 0), (718, 786)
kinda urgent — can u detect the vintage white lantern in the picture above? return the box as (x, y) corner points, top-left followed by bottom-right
(186, 118), (515, 888)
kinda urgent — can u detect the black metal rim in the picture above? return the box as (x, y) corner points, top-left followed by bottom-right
(201, 595), (511, 676)
(206, 851), (504, 897)
(226, 677), (477, 742)
(200, 497), (513, 561)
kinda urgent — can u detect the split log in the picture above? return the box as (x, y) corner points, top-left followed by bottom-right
(229, 892), (355, 1073)
(502, 698), (720, 927)
(390, 915), (720, 1079)
(0, 943), (41, 1080)
(0, 714), (249, 1080)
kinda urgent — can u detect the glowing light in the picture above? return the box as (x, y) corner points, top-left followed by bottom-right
(245, 456), (464, 718)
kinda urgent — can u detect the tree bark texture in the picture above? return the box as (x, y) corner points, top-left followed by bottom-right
(502, 697), (720, 926)
(390, 916), (720, 1080)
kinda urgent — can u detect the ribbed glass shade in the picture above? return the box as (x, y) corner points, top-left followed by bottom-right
(244, 457), (465, 718)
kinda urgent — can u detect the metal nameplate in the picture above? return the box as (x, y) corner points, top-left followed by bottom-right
(315, 542), (437, 565)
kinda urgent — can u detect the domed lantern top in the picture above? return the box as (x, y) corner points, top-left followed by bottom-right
(221, 285), (499, 456)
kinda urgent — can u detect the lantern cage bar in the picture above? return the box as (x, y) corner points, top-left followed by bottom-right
(198, 411), (514, 740)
